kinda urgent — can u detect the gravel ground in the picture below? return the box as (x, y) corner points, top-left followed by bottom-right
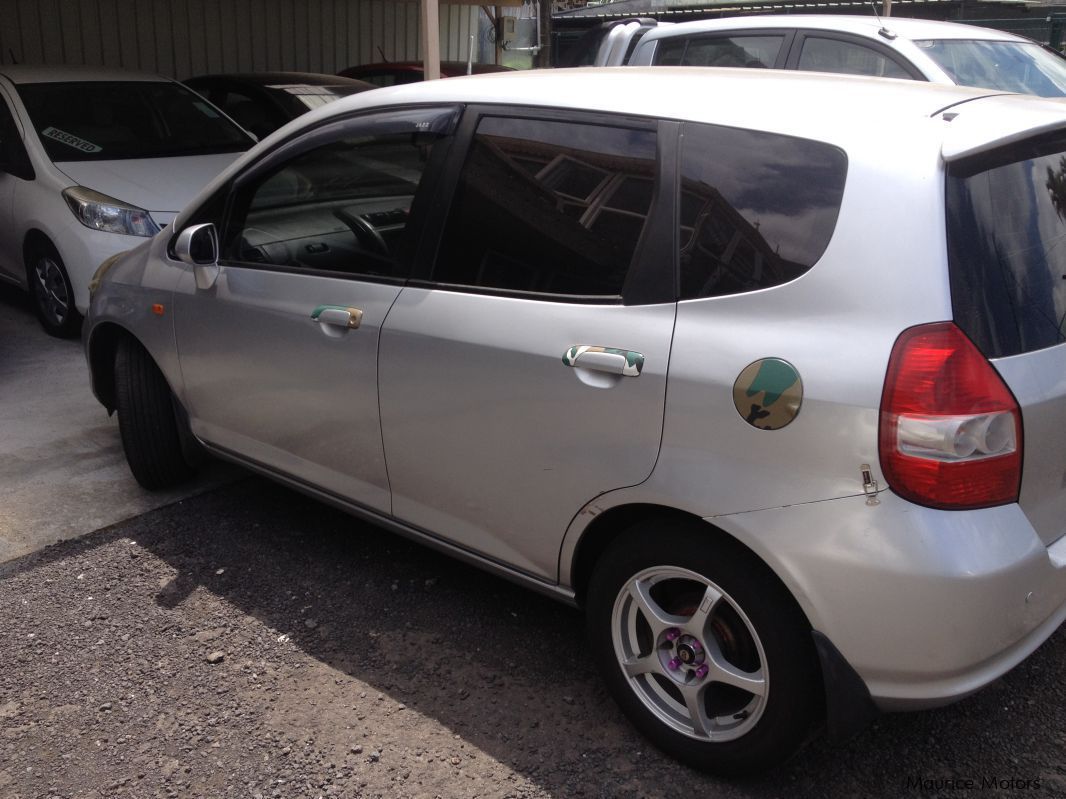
(1, 476), (1064, 799)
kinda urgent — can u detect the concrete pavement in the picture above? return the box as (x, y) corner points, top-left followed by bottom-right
(0, 283), (238, 562)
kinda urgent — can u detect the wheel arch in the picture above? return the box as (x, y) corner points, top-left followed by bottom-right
(566, 500), (878, 742)
(567, 502), (808, 620)
(22, 228), (55, 270)
(86, 321), (136, 412)
(568, 503), (704, 607)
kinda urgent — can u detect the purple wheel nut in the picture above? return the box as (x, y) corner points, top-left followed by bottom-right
(665, 628), (681, 642)
(668, 658), (682, 671)
(691, 640), (703, 654)
(695, 664), (709, 680)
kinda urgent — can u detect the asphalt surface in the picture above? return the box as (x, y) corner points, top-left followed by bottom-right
(1, 284), (1064, 798)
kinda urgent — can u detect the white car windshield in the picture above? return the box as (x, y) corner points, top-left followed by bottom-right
(18, 80), (252, 162)
(915, 39), (1066, 96)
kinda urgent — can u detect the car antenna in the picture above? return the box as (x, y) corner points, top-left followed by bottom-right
(868, 0), (897, 39)
(377, 46), (390, 63)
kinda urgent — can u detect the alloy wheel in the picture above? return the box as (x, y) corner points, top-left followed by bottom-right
(33, 256), (70, 326)
(610, 566), (768, 742)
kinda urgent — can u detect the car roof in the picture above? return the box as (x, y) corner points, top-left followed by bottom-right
(313, 67), (1062, 152)
(186, 71), (371, 87)
(0, 65), (170, 84)
(639, 14), (1030, 44)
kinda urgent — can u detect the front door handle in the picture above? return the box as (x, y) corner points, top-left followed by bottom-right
(311, 305), (363, 330)
(563, 346), (644, 377)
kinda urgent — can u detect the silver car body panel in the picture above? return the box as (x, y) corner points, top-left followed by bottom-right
(995, 345), (1066, 548)
(712, 492), (1066, 710)
(379, 288), (676, 579)
(172, 264), (398, 513)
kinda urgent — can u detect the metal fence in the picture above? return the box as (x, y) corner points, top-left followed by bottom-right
(959, 14), (1066, 50)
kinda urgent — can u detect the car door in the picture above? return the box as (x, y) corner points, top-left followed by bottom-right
(0, 85), (31, 284)
(378, 108), (678, 580)
(173, 105), (459, 513)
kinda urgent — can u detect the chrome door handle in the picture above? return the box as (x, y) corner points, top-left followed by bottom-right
(311, 305), (363, 330)
(563, 346), (644, 377)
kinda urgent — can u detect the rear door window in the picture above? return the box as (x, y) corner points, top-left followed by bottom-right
(678, 122), (847, 299)
(947, 133), (1066, 357)
(655, 34), (788, 69)
(431, 115), (658, 300)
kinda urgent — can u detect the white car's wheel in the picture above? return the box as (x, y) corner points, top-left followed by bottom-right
(27, 241), (81, 338)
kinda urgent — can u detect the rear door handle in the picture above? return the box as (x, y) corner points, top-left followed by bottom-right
(563, 346), (644, 377)
(311, 305), (363, 330)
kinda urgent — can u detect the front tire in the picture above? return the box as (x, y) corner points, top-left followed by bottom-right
(586, 521), (821, 776)
(27, 241), (82, 338)
(114, 337), (197, 490)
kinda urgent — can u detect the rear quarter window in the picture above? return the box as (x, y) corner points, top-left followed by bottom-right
(948, 132), (1066, 357)
(678, 122), (847, 299)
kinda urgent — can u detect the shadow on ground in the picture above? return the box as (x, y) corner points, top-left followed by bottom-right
(4, 477), (1064, 797)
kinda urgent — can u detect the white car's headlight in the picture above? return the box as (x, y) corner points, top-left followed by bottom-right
(62, 186), (160, 237)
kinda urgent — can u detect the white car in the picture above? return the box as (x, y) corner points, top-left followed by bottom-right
(0, 66), (253, 336)
(592, 15), (1066, 97)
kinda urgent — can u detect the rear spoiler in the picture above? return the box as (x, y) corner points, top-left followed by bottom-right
(939, 92), (1066, 161)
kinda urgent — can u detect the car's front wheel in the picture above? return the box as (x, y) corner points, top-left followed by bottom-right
(27, 241), (82, 338)
(586, 522), (821, 776)
(114, 337), (198, 490)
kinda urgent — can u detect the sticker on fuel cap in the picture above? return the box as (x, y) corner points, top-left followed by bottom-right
(733, 358), (803, 430)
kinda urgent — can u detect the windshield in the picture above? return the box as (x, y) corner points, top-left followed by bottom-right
(915, 39), (1066, 97)
(18, 81), (252, 162)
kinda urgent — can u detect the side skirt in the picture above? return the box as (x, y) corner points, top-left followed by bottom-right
(200, 441), (580, 608)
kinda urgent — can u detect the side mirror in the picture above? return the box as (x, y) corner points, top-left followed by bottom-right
(172, 223), (220, 290)
(173, 222), (218, 265)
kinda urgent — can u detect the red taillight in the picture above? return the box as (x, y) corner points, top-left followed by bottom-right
(879, 322), (1022, 510)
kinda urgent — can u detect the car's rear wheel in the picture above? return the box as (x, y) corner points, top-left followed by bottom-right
(27, 241), (82, 338)
(586, 521), (821, 776)
(114, 337), (197, 490)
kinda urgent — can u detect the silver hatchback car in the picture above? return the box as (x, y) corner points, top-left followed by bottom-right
(85, 68), (1066, 775)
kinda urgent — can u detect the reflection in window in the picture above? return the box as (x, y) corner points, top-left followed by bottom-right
(797, 37), (911, 79)
(916, 39), (1066, 97)
(679, 123), (847, 299)
(433, 117), (656, 297)
(656, 35), (784, 69)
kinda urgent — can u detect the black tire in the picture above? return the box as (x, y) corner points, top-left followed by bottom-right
(114, 337), (197, 490)
(586, 521), (821, 776)
(26, 240), (83, 338)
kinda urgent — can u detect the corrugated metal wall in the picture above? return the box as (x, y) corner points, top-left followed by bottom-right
(0, 0), (484, 76)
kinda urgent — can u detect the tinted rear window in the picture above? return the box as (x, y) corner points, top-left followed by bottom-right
(947, 133), (1066, 357)
(679, 122), (847, 299)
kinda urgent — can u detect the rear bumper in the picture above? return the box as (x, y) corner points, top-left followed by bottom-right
(710, 491), (1066, 711)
